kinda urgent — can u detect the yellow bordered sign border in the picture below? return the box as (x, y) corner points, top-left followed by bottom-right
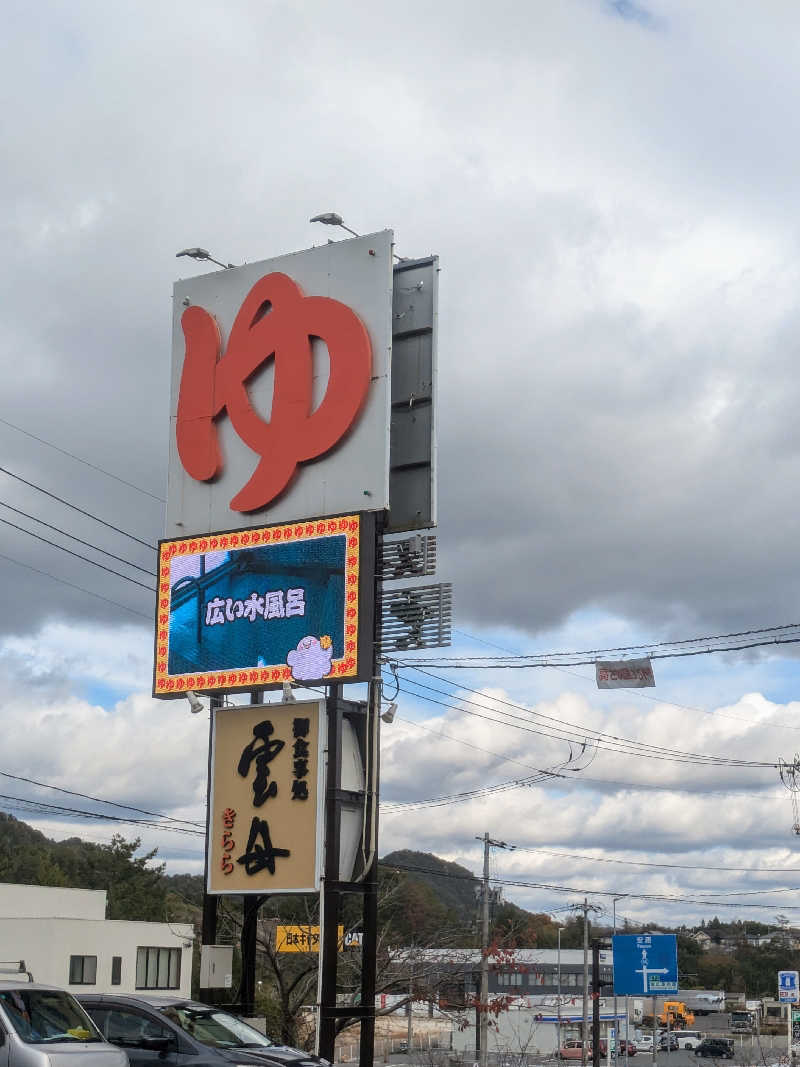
(152, 512), (376, 696)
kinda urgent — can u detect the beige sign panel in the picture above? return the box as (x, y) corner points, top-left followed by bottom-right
(208, 700), (325, 894)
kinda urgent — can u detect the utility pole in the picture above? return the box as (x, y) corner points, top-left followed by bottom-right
(578, 899), (601, 1067)
(583, 899), (590, 1066)
(480, 833), (491, 1067)
(477, 833), (509, 1067)
(592, 939), (602, 1067)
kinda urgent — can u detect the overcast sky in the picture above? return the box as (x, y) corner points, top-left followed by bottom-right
(4, 0), (800, 932)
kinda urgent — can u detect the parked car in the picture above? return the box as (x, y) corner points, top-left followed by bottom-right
(560, 1040), (586, 1059)
(78, 993), (329, 1067)
(559, 1040), (607, 1059)
(659, 1033), (679, 1051)
(676, 1031), (704, 1051)
(0, 982), (128, 1066)
(694, 1038), (734, 1059)
(618, 1039), (637, 1056)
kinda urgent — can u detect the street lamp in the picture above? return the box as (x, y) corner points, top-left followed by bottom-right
(175, 247), (236, 269)
(309, 212), (362, 238)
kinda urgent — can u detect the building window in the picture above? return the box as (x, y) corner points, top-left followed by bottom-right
(136, 947), (181, 990)
(111, 957), (122, 986)
(68, 955), (97, 985)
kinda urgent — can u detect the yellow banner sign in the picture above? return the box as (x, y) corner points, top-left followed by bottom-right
(276, 926), (363, 952)
(208, 700), (324, 894)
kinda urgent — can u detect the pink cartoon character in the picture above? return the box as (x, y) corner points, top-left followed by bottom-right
(287, 635), (333, 681)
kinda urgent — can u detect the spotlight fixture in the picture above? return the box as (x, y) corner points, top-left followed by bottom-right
(380, 702), (397, 724)
(186, 690), (204, 715)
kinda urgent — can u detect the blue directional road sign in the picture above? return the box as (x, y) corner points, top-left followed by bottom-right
(613, 934), (678, 996)
(779, 971), (799, 1002)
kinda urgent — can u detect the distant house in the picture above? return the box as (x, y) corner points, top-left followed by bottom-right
(746, 934), (776, 948)
(691, 931), (712, 951)
(0, 882), (193, 996)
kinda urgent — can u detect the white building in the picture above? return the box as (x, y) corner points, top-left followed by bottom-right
(0, 882), (194, 997)
(449, 999), (629, 1057)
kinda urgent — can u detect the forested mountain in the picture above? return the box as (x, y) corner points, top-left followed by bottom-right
(0, 813), (167, 920)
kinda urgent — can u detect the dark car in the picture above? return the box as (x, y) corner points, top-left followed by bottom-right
(77, 993), (330, 1067)
(694, 1038), (734, 1059)
(659, 1034), (679, 1051)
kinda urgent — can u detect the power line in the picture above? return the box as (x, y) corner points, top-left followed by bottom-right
(394, 667), (777, 769)
(0, 515), (156, 592)
(381, 773), (556, 812)
(0, 793), (203, 836)
(0, 466), (157, 551)
(504, 844), (800, 876)
(380, 860), (800, 912)
(398, 621), (800, 667)
(0, 499), (156, 576)
(383, 705), (785, 802)
(0, 550), (152, 621)
(394, 634), (800, 668)
(0, 770), (203, 828)
(0, 415), (165, 502)
(452, 627), (800, 735)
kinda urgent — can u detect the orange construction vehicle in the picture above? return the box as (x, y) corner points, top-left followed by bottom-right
(658, 1002), (695, 1029)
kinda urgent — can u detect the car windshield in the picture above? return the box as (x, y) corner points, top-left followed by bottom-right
(0, 989), (102, 1045)
(162, 1006), (275, 1049)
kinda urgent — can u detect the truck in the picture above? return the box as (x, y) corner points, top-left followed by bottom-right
(730, 1009), (756, 1033)
(686, 993), (726, 1016)
(657, 1001), (696, 1029)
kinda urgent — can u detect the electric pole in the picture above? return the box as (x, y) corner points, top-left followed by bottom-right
(578, 898), (601, 1067)
(477, 833), (511, 1067)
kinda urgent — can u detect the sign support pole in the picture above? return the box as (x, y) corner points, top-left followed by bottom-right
(201, 695), (223, 949)
(318, 684), (343, 1062)
(238, 689), (264, 1018)
(358, 677), (380, 1067)
(789, 1001), (792, 1063)
(358, 511), (383, 1067)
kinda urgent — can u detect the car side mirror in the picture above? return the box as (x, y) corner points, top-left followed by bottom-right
(141, 1035), (173, 1054)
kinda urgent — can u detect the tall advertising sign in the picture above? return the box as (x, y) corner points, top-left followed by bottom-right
(208, 700), (325, 894)
(167, 232), (393, 538)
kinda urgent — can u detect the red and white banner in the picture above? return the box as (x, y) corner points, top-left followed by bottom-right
(596, 657), (655, 689)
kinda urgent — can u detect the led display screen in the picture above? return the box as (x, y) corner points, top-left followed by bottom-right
(153, 513), (375, 696)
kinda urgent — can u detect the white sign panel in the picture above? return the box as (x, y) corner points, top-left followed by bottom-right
(167, 231), (393, 537)
(596, 657), (655, 689)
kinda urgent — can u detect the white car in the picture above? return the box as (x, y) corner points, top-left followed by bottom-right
(676, 1032), (704, 1051)
(637, 1036), (654, 1052)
